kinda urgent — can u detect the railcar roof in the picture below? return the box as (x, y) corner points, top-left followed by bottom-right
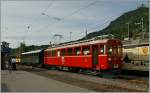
(21, 49), (42, 55)
(45, 39), (120, 51)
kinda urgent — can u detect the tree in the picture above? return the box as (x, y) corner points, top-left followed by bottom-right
(19, 42), (27, 53)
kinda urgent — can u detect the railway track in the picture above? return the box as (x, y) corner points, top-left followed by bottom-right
(16, 64), (149, 92)
(116, 75), (148, 85)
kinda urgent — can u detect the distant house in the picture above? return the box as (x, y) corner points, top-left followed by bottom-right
(1, 41), (11, 70)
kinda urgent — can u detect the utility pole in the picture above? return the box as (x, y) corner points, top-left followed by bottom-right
(146, 0), (150, 7)
(126, 22), (130, 40)
(85, 24), (88, 40)
(85, 30), (87, 39)
(70, 32), (72, 41)
(135, 17), (144, 39)
(53, 34), (63, 44)
(85, 25), (88, 40)
(26, 25), (30, 45)
(141, 18), (144, 39)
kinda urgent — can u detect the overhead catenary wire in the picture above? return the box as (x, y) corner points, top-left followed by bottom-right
(72, 20), (111, 38)
(52, 19), (111, 44)
(32, 0), (109, 44)
(55, 15), (113, 43)
(29, 0), (54, 27)
(87, 20), (111, 32)
(34, 0), (98, 32)
(59, 16), (114, 41)
(24, 1), (54, 45)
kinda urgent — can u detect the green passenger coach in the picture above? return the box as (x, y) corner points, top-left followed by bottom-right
(21, 49), (44, 66)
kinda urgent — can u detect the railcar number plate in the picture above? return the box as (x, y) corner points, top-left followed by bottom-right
(114, 64), (118, 68)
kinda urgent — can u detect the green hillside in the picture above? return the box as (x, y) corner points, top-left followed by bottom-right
(84, 6), (149, 40)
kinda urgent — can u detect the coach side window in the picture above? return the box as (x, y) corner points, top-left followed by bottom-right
(100, 45), (104, 54)
(82, 46), (90, 55)
(75, 47), (81, 56)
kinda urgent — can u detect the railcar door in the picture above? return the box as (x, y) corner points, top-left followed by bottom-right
(92, 45), (98, 67)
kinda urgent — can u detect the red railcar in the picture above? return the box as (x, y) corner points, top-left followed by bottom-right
(44, 39), (122, 73)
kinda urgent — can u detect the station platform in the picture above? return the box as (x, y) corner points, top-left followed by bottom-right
(1, 70), (92, 92)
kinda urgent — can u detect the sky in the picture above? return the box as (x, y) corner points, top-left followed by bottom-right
(1, 0), (148, 48)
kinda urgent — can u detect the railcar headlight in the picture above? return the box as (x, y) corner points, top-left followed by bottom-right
(108, 58), (111, 61)
(121, 58), (123, 61)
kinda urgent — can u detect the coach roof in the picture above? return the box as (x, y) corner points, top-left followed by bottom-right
(21, 49), (42, 55)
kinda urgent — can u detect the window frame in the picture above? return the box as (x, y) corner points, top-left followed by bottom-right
(82, 45), (91, 55)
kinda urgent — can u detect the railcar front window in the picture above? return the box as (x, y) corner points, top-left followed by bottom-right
(113, 46), (117, 54)
(118, 45), (122, 55)
(100, 45), (104, 54)
(107, 46), (113, 55)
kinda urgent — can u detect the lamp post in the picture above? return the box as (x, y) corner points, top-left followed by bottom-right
(26, 25), (30, 45)
(126, 22), (130, 40)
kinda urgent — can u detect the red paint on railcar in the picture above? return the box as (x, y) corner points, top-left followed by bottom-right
(44, 56), (92, 69)
(45, 57), (62, 66)
(44, 39), (123, 72)
(63, 56), (92, 68)
(96, 55), (109, 70)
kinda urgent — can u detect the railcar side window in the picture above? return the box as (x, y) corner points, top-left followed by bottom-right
(52, 50), (56, 56)
(57, 51), (60, 56)
(100, 45), (104, 54)
(82, 46), (90, 55)
(68, 48), (73, 56)
(60, 49), (66, 56)
(47, 51), (51, 56)
(75, 47), (81, 55)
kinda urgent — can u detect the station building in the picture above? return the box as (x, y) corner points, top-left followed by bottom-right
(1, 41), (11, 69)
